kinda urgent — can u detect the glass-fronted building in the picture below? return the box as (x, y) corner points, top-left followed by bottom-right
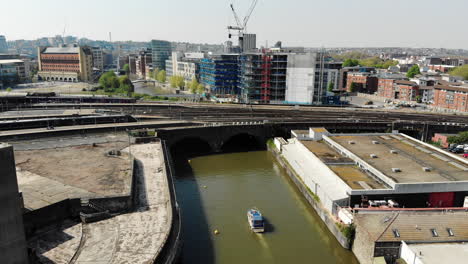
(151, 40), (172, 71)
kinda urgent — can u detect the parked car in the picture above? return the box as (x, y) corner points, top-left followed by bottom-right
(450, 147), (464, 154)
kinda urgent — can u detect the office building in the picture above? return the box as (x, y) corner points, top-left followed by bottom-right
(166, 52), (204, 82)
(0, 59), (26, 87)
(285, 53), (341, 105)
(240, 52), (288, 104)
(200, 54), (240, 96)
(0, 35), (8, 53)
(151, 40), (172, 70)
(91, 47), (104, 71)
(37, 44), (93, 82)
(135, 49), (152, 79)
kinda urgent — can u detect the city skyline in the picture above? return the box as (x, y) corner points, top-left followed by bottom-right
(1, 0), (468, 49)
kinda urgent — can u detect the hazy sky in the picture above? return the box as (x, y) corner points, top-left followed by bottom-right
(1, 0), (467, 49)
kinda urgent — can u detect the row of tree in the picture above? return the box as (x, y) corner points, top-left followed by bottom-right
(448, 131), (468, 144)
(342, 57), (399, 69)
(450, 65), (468, 80)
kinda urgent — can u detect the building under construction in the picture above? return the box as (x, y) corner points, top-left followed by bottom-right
(200, 54), (240, 97)
(240, 51), (288, 104)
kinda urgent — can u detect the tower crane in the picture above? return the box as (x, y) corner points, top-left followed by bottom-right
(227, 0), (258, 51)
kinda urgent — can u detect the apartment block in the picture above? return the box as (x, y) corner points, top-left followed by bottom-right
(433, 84), (468, 112)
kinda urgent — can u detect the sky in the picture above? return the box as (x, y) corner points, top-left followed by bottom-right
(1, 0), (467, 49)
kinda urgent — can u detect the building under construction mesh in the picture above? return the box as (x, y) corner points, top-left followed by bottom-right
(200, 54), (240, 97)
(240, 52), (288, 104)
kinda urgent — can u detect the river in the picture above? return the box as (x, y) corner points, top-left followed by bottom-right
(174, 151), (359, 264)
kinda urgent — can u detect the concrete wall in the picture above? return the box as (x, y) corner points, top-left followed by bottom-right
(23, 198), (81, 238)
(352, 221), (376, 264)
(400, 241), (424, 264)
(0, 143), (29, 264)
(285, 53), (316, 104)
(281, 138), (351, 213)
(269, 145), (351, 249)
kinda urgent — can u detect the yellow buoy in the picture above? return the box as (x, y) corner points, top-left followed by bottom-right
(214, 229), (220, 235)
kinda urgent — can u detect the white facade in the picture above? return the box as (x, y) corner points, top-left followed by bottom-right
(165, 52), (199, 81)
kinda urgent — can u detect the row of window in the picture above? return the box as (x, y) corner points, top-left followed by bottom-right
(392, 228), (454, 238)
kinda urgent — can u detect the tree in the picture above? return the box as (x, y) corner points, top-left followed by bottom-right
(327, 82), (335, 92)
(349, 82), (357, 93)
(156, 70), (166, 83)
(415, 95), (422, 103)
(406, 65), (421, 78)
(118, 75), (134, 95)
(123, 64), (130, 76)
(99, 71), (120, 91)
(6, 87), (12, 92)
(196, 84), (205, 94)
(342, 59), (359, 67)
(188, 78), (199, 93)
(447, 131), (468, 144)
(170, 75), (185, 89)
(450, 65), (468, 80)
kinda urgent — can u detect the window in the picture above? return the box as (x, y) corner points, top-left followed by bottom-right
(392, 229), (400, 238)
(447, 228), (454, 236)
(430, 228), (438, 237)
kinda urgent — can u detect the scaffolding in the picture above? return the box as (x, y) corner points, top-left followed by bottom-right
(200, 55), (240, 97)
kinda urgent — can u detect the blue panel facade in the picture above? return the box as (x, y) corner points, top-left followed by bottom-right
(200, 54), (240, 96)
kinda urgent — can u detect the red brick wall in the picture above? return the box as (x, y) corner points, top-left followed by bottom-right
(433, 89), (468, 112)
(396, 84), (419, 101)
(377, 79), (395, 98)
(431, 133), (450, 148)
(40, 53), (80, 72)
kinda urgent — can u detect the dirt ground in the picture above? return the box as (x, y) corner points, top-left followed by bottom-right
(15, 142), (133, 196)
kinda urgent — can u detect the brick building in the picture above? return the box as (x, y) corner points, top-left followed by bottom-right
(339, 66), (375, 92)
(394, 80), (419, 101)
(37, 44), (93, 82)
(346, 72), (378, 93)
(433, 85), (468, 112)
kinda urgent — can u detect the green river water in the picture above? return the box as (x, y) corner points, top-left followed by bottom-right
(175, 151), (359, 264)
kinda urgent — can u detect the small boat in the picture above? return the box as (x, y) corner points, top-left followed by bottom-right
(247, 208), (265, 233)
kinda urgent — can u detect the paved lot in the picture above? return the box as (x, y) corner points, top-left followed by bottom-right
(73, 143), (172, 264)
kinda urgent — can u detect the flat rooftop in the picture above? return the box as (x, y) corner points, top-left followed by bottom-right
(13, 135), (132, 210)
(407, 243), (468, 264)
(301, 140), (387, 190)
(331, 135), (468, 183)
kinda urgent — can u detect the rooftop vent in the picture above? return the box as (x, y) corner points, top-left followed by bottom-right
(370, 154), (378, 158)
(422, 167), (432, 172)
(390, 150), (398, 154)
(392, 168), (401, 173)
(430, 228), (439, 237)
(392, 229), (400, 238)
(348, 141), (355, 145)
(372, 140), (380, 144)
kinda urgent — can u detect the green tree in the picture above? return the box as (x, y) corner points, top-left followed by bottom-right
(6, 87), (12, 92)
(188, 77), (199, 93)
(197, 84), (205, 94)
(170, 75), (185, 89)
(123, 64), (130, 76)
(156, 70), (166, 83)
(118, 75), (134, 95)
(99, 71), (120, 91)
(349, 82), (357, 93)
(327, 82), (335, 92)
(415, 95), (422, 103)
(342, 59), (359, 67)
(447, 131), (468, 144)
(406, 65), (421, 78)
(450, 65), (468, 80)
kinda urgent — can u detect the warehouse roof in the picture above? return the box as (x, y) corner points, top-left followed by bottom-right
(331, 135), (468, 183)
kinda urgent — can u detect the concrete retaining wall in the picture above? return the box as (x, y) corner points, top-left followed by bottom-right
(268, 145), (351, 249)
(23, 198), (81, 238)
(152, 140), (182, 264)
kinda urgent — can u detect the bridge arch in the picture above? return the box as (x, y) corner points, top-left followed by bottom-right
(170, 136), (213, 159)
(220, 132), (264, 153)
